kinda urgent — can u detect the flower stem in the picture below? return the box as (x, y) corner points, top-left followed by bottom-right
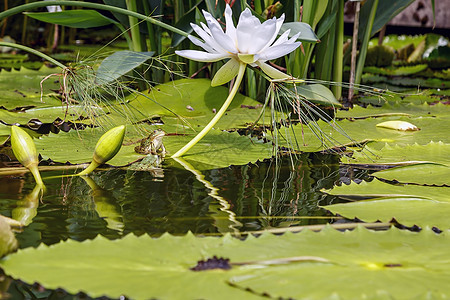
(0, 42), (66, 69)
(171, 62), (247, 158)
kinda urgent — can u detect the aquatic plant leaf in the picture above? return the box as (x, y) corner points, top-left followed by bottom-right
(0, 105), (106, 127)
(374, 163), (449, 186)
(364, 64), (428, 76)
(122, 78), (271, 129)
(336, 102), (450, 119)
(1, 227), (450, 299)
(342, 142), (450, 166)
(323, 179), (450, 228)
(24, 10), (116, 28)
(34, 126), (272, 170)
(359, 0), (415, 38)
(378, 34), (425, 50)
(95, 51), (155, 84)
(280, 22), (319, 43)
(0, 66), (61, 110)
(362, 73), (450, 88)
(294, 84), (342, 107)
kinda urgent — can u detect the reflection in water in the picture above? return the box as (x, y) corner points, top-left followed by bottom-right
(0, 153), (349, 249)
(0, 153), (367, 299)
(11, 184), (43, 226)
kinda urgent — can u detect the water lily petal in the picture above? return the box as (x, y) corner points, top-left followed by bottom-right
(175, 50), (228, 62)
(256, 61), (290, 80)
(200, 22), (212, 35)
(257, 14), (286, 53)
(211, 58), (241, 87)
(286, 32), (301, 44)
(191, 23), (225, 53)
(247, 18), (278, 54)
(224, 5), (237, 44)
(236, 9), (262, 53)
(203, 11), (237, 54)
(188, 36), (216, 53)
(271, 29), (291, 47)
(258, 41), (301, 61)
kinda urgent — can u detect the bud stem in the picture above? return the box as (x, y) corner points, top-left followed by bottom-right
(29, 165), (44, 187)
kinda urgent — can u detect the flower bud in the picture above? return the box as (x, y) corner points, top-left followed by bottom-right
(10, 126), (44, 186)
(77, 125), (125, 176)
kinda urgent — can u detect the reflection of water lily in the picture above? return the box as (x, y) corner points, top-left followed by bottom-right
(173, 5), (300, 158)
(176, 5), (301, 86)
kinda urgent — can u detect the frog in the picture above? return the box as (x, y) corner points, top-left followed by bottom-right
(134, 129), (166, 157)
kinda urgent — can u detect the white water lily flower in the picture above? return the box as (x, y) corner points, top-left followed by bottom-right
(175, 5), (301, 86)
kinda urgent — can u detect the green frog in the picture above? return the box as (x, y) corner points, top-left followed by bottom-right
(134, 129), (166, 157)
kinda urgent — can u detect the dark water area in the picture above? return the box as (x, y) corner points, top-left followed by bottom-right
(0, 153), (370, 299)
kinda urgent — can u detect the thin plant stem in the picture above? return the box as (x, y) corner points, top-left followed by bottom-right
(354, 0), (379, 87)
(171, 62), (247, 158)
(0, 41), (66, 69)
(348, 1), (360, 102)
(125, 0), (142, 52)
(332, 0), (344, 100)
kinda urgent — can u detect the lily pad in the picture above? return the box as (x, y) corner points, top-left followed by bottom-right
(123, 78), (271, 129)
(342, 142), (450, 166)
(0, 66), (61, 110)
(363, 64), (428, 76)
(34, 125), (272, 170)
(323, 179), (450, 229)
(374, 163), (450, 186)
(1, 227), (449, 299)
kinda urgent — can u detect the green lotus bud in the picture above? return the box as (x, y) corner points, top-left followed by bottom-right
(10, 125), (44, 186)
(77, 125), (125, 176)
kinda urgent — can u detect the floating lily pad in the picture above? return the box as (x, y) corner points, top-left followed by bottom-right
(123, 78), (271, 129)
(362, 74), (450, 89)
(343, 142), (450, 166)
(364, 64), (428, 76)
(0, 66), (61, 110)
(337, 102), (450, 119)
(1, 227), (449, 299)
(34, 125), (272, 170)
(374, 163), (449, 186)
(323, 179), (450, 229)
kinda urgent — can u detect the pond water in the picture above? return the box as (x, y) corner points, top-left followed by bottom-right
(0, 153), (370, 298)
